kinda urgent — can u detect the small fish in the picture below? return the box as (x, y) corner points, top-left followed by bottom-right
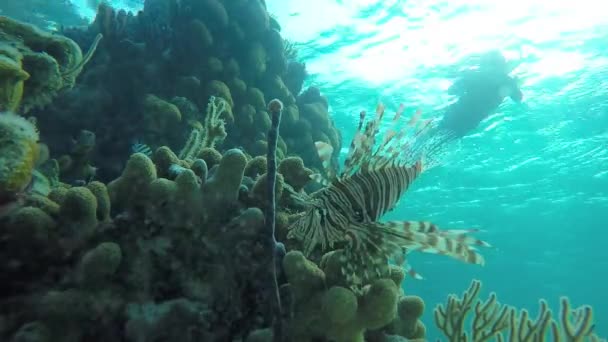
(131, 142), (152, 157)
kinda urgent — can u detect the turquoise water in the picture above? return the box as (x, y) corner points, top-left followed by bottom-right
(264, 0), (608, 338)
(34, 0), (608, 338)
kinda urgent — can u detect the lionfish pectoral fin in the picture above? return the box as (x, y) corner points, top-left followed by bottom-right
(403, 262), (424, 280)
(384, 220), (490, 266)
(393, 248), (424, 279)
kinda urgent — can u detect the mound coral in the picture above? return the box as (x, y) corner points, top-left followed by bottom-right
(142, 94), (182, 137)
(0, 15), (101, 112)
(0, 44), (29, 112)
(26, 0), (330, 182)
(283, 251), (401, 342)
(0, 112), (39, 195)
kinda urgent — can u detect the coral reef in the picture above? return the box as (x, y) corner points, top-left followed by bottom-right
(27, 0), (339, 183)
(272, 249), (426, 342)
(0, 3), (603, 342)
(284, 250), (401, 342)
(0, 145), (273, 341)
(57, 129), (98, 184)
(0, 100), (438, 342)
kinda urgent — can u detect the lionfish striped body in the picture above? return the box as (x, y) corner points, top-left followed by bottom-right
(287, 103), (490, 287)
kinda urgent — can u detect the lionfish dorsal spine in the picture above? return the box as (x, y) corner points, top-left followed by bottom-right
(341, 103), (387, 177)
(312, 141), (336, 185)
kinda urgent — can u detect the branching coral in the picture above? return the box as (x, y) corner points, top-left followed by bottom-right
(434, 280), (604, 342)
(179, 96), (228, 163)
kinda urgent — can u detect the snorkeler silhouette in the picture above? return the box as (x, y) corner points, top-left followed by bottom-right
(436, 50), (523, 141)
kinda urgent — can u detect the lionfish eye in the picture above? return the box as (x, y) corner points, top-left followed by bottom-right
(352, 206), (365, 222)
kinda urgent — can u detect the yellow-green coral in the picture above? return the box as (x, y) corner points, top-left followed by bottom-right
(136, 146), (256, 228)
(264, 75), (295, 106)
(278, 156), (313, 192)
(145, 177), (180, 227)
(206, 57), (223, 74)
(187, 20), (213, 49)
(0, 16), (101, 112)
(251, 172), (283, 204)
(255, 110), (272, 134)
(179, 96), (229, 162)
(0, 44), (30, 112)
(247, 87), (266, 110)
(86, 181), (111, 222)
(236, 104), (256, 127)
(385, 295), (427, 340)
(0, 112), (39, 194)
(244, 155), (267, 178)
(202, 148), (247, 210)
(58, 186), (99, 236)
(107, 153), (157, 212)
(152, 146), (189, 178)
(7, 206), (55, 242)
(173, 169), (205, 224)
(283, 251), (400, 342)
(143, 94), (182, 135)
(78, 242), (122, 285)
(22, 192), (60, 217)
(246, 42), (267, 76)
(281, 104), (299, 127)
(206, 80), (234, 111)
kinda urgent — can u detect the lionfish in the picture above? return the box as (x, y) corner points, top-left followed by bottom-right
(287, 103), (490, 288)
